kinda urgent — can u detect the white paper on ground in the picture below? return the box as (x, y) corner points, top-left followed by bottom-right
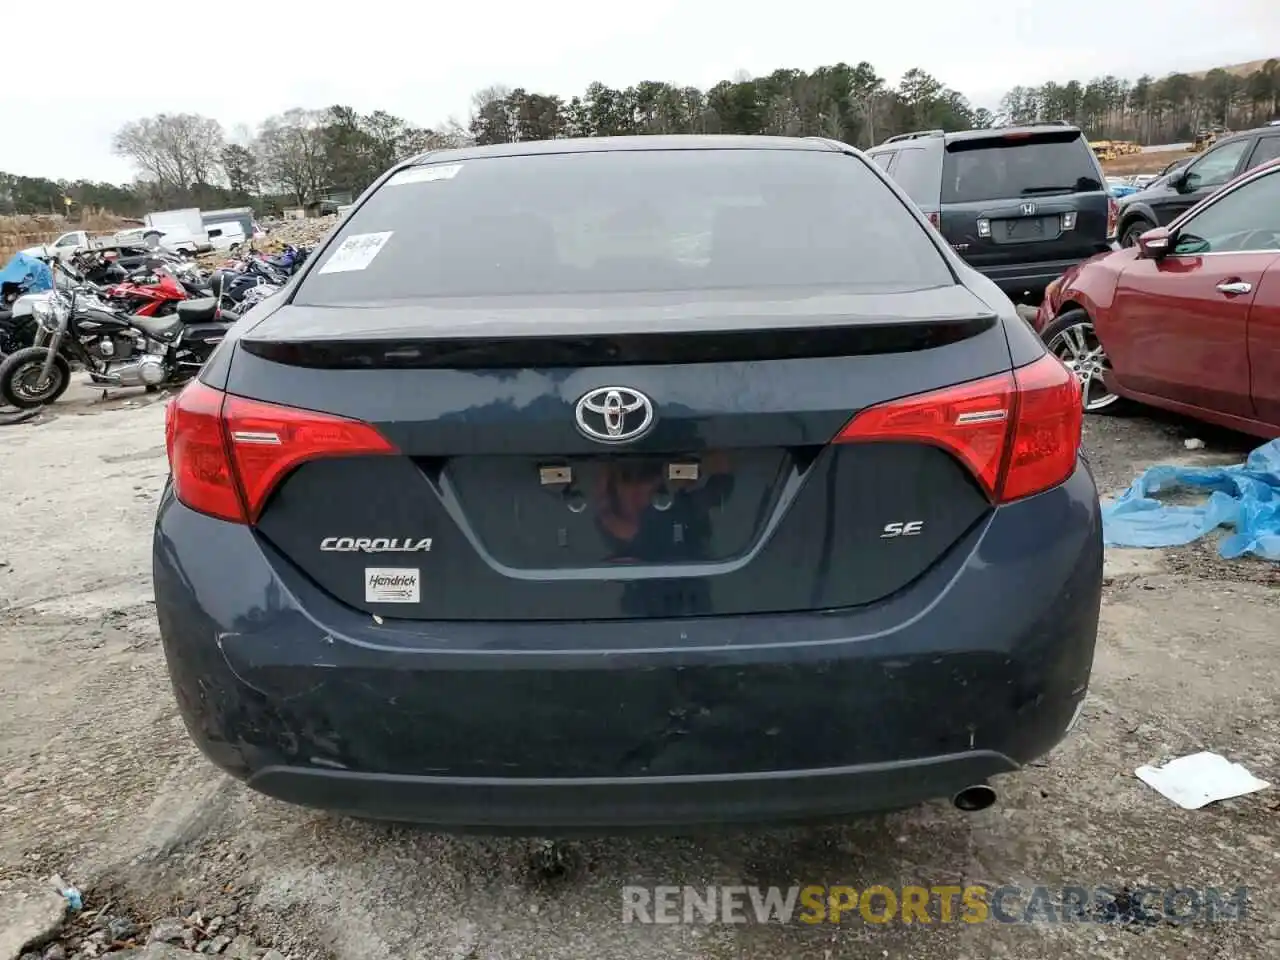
(1135, 751), (1271, 810)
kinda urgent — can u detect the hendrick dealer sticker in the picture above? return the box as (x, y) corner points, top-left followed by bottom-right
(365, 568), (420, 604)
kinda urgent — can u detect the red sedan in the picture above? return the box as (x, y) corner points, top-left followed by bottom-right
(1034, 158), (1280, 438)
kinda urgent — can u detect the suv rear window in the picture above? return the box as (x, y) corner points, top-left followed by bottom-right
(888, 146), (939, 204)
(941, 131), (1103, 204)
(294, 148), (954, 304)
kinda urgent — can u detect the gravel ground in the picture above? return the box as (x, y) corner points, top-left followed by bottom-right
(1, 380), (1277, 960)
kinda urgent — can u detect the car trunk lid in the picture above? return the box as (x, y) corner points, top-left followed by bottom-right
(223, 285), (1012, 621)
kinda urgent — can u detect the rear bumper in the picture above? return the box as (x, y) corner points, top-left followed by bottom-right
(976, 255), (1106, 300)
(153, 462), (1103, 830)
(249, 752), (1021, 829)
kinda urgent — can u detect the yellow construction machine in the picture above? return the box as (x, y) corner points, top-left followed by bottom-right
(1091, 140), (1119, 162)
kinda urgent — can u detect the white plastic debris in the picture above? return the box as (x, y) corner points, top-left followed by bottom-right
(1135, 751), (1271, 810)
(1184, 438), (1206, 450)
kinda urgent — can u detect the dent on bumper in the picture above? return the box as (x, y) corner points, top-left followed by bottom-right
(153, 463), (1103, 826)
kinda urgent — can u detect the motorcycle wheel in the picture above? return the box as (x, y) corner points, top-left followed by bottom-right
(0, 347), (73, 409)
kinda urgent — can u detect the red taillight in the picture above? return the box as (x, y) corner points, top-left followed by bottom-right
(836, 370), (1014, 497)
(165, 381), (397, 524)
(835, 353), (1082, 503)
(1106, 198), (1118, 239)
(1001, 353), (1084, 501)
(166, 382), (243, 523)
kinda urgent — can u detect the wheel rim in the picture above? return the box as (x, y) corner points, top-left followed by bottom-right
(1047, 320), (1119, 412)
(1121, 225), (1146, 248)
(10, 360), (65, 404)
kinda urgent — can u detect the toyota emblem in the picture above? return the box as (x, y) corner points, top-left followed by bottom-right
(574, 387), (655, 444)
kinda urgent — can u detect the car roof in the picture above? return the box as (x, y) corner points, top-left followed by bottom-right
(406, 134), (844, 166)
(1210, 125), (1278, 147)
(867, 124), (1084, 152)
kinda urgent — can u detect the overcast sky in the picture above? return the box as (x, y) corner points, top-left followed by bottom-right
(7, 0), (1277, 183)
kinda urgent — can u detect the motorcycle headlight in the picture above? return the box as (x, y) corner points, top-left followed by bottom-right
(31, 302), (56, 332)
(32, 300), (58, 330)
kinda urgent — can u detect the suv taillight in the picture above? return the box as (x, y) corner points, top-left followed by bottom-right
(1106, 198), (1118, 240)
(835, 353), (1083, 503)
(165, 381), (397, 524)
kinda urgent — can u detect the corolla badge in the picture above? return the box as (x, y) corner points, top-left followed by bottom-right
(575, 386), (655, 443)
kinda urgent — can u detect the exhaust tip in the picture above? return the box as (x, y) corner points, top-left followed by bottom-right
(953, 784), (997, 812)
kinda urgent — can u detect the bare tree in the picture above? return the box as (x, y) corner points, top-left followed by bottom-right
(254, 109), (330, 206)
(434, 116), (475, 148)
(111, 113), (225, 198)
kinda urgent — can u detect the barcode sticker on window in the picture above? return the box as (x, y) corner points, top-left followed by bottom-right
(387, 165), (463, 187)
(316, 231), (394, 274)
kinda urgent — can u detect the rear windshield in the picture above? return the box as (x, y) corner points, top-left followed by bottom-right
(941, 132), (1103, 204)
(293, 148), (953, 304)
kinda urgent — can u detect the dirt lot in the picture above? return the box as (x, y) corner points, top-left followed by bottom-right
(1, 381), (1278, 960)
(1102, 148), (1191, 177)
(0, 214), (130, 262)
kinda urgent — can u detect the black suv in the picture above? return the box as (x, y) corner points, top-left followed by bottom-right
(867, 124), (1111, 303)
(1114, 125), (1280, 247)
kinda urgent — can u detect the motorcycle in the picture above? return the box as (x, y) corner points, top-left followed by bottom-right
(103, 266), (189, 317)
(1, 293), (43, 357)
(0, 276), (234, 409)
(261, 243), (311, 275)
(0, 303), (38, 357)
(1, 251), (55, 320)
(209, 267), (275, 307)
(0, 257), (75, 356)
(69, 247), (172, 286)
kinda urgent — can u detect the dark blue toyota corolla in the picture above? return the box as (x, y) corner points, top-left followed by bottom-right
(154, 135), (1101, 831)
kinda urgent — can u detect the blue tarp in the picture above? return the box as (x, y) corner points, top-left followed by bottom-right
(1102, 438), (1280, 562)
(0, 252), (54, 293)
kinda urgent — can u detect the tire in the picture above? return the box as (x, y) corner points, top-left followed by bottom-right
(1040, 308), (1134, 416)
(1119, 217), (1154, 248)
(0, 347), (73, 409)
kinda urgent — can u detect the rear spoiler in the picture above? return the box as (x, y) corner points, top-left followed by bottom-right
(241, 316), (997, 369)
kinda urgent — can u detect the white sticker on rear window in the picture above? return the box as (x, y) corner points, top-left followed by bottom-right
(365, 568), (420, 604)
(387, 164), (463, 186)
(316, 231), (393, 274)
